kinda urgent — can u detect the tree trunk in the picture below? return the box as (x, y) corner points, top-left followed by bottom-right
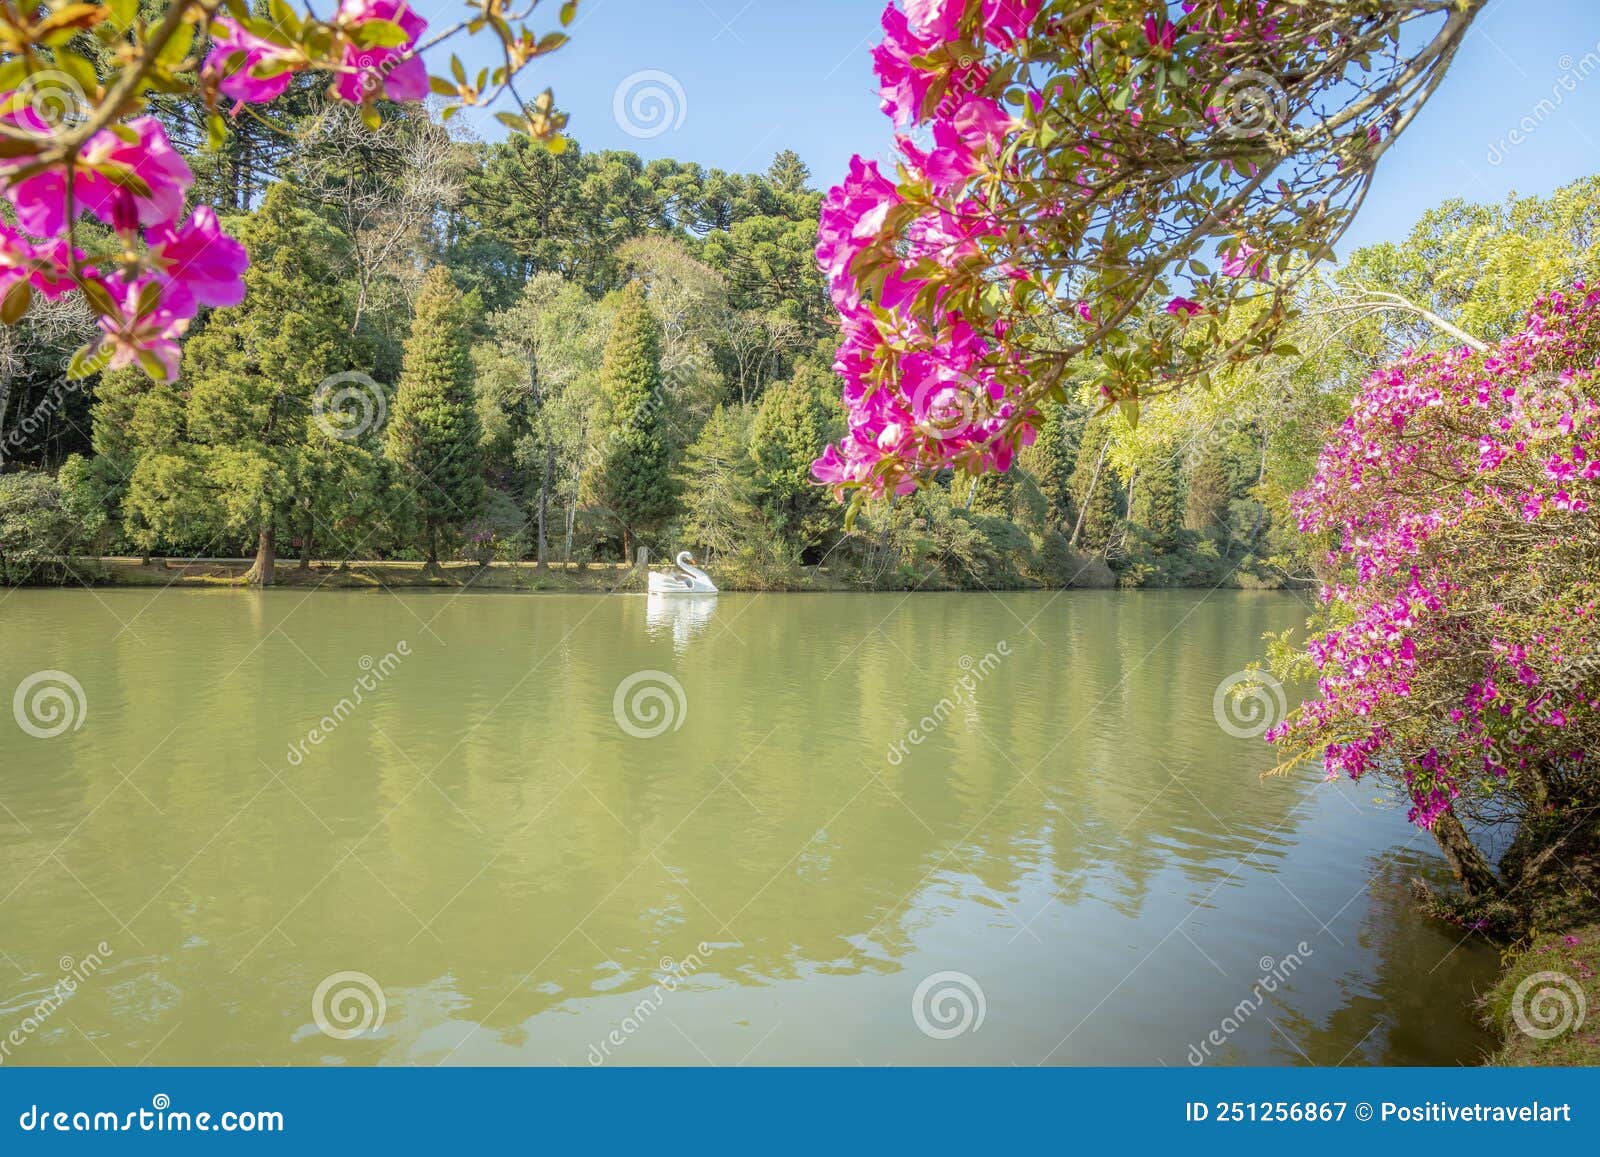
(564, 487), (578, 568)
(245, 523), (276, 588)
(1430, 809), (1499, 897)
(536, 446), (554, 570)
(424, 528), (441, 578)
(299, 522), (313, 571)
(622, 528), (635, 565)
(1069, 437), (1110, 550)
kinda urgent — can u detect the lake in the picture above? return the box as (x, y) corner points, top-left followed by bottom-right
(0, 587), (1499, 1066)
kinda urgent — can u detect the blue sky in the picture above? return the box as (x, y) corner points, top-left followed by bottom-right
(419, 0), (1600, 253)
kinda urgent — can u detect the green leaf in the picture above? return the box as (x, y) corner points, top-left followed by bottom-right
(350, 18), (410, 48)
(1, 278), (32, 325)
(78, 279), (118, 319)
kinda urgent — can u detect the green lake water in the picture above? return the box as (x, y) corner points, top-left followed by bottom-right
(0, 588), (1499, 1066)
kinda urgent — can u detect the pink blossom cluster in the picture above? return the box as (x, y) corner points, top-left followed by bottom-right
(0, 0), (428, 379)
(810, 2), (1306, 497)
(1268, 288), (1600, 828)
(812, 0), (1041, 496)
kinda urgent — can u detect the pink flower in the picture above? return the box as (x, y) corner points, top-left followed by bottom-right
(146, 206), (250, 316)
(204, 18), (297, 104)
(0, 224), (76, 301)
(3, 117), (191, 238)
(335, 0), (429, 104)
(88, 273), (191, 382)
(1166, 296), (1203, 318)
(1221, 241), (1269, 281)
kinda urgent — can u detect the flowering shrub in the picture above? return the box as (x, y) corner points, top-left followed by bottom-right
(0, 0), (577, 379)
(1267, 287), (1600, 873)
(813, 0), (1485, 500)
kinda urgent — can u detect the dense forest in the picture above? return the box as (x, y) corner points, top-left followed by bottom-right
(3, 79), (1599, 590)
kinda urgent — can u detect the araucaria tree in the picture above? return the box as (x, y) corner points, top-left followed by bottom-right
(386, 267), (484, 571)
(593, 281), (674, 558)
(1267, 286), (1600, 902)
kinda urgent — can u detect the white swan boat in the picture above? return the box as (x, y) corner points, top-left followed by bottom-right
(648, 551), (718, 595)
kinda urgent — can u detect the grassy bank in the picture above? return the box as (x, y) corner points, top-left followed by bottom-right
(1476, 803), (1600, 1065)
(63, 556), (1066, 593)
(24, 554), (1134, 593)
(1486, 922), (1600, 1064)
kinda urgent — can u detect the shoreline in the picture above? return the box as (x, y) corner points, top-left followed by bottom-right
(12, 557), (1312, 594)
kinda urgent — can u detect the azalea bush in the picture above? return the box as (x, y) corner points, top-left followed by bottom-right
(813, 0), (1486, 501)
(0, 0), (577, 379)
(1266, 286), (1600, 896)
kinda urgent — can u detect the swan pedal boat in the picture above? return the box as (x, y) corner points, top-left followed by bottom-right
(648, 552), (718, 595)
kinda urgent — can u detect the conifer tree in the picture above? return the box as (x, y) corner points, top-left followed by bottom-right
(385, 266), (484, 572)
(1184, 444), (1233, 544)
(1132, 452), (1185, 554)
(1068, 418), (1121, 553)
(592, 281), (674, 558)
(126, 184), (358, 585)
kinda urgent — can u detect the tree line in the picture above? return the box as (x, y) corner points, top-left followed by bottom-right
(3, 84), (1598, 590)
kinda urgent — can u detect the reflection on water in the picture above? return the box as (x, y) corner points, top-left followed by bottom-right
(0, 589), (1499, 1065)
(644, 592), (721, 653)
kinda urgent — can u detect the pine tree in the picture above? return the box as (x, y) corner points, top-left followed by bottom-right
(127, 184), (359, 585)
(679, 404), (761, 559)
(1132, 452), (1185, 554)
(1021, 402), (1080, 532)
(385, 266), (484, 571)
(749, 365), (837, 558)
(1069, 417), (1121, 553)
(767, 150), (811, 197)
(592, 281), (674, 558)
(1185, 444), (1233, 543)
